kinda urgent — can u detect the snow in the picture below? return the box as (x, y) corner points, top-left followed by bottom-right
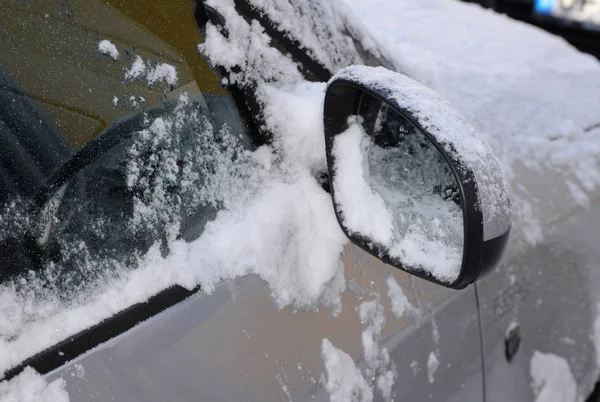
(530, 351), (578, 402)
(427, 351), (439, 384)
(98, 40), (119, 60)
(358, 299), (396, 402)
(321, 339), (373, 402)
(238, 0), (389, 74)
(331, 122), (395, 246)
(385, 275), (414, 318)
(146, 63), (178, 88)
(321, 297), (396, 402)
(124, 55), (146, 80)
(124, 56), (177, 88)
(331, 65), (510, 243)
(331, 114), (464, 282)
(0, 367), (69, 402)
(0, 83), (348, 375)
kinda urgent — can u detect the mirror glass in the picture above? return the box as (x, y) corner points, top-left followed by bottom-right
(331, 92), (464, 283)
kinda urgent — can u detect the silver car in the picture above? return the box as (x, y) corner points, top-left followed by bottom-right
(0, 0), (598, 401)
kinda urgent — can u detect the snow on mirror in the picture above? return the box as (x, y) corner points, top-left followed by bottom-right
(324, 66), (511, 289)
(331, 94), (463, 284)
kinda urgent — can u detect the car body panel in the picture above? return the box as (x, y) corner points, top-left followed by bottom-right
(46, 245), (484, 401)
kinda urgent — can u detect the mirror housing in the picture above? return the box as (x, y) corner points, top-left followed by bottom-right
(324, 66), (511, 289)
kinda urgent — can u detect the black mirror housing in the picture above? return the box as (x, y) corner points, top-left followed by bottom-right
(324, 66), (511, 289)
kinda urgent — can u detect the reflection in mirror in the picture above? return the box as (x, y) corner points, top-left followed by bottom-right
(331, 92), (464, 283)
(36, 94), (255, 292)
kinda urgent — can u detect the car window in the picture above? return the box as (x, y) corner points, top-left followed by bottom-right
(0, 0), (253, 285)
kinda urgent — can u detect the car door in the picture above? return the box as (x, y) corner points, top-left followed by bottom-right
(0, 0), (485, 400)
(476, 164), (600, 401)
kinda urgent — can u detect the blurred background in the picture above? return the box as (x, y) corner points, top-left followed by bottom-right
(463, 0), (600, 59)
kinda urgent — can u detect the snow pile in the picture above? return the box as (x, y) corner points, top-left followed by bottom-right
(0, 367), (69, 402)
(125, 56), (178, 88)
(530, 351), (578, 402)
(98, 40), (119, 60)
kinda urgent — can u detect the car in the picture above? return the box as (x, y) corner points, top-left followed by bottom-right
(0, 0), (597, 401)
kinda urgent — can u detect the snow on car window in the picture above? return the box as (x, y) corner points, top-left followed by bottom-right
(332, 118), (463, 283)
(0, 80), (351, 375)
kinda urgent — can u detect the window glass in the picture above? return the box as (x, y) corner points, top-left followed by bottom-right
(0, 0), (253, 285)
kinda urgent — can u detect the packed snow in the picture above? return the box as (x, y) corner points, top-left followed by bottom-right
(97, 40), (119, 60)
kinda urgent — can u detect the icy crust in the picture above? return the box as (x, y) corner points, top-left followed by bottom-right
(330, 66), (511, 241)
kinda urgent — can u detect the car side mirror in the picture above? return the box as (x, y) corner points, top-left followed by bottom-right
(324, 66), (511, 289)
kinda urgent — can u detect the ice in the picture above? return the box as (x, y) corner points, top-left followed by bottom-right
(98, 40), (119, 60)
